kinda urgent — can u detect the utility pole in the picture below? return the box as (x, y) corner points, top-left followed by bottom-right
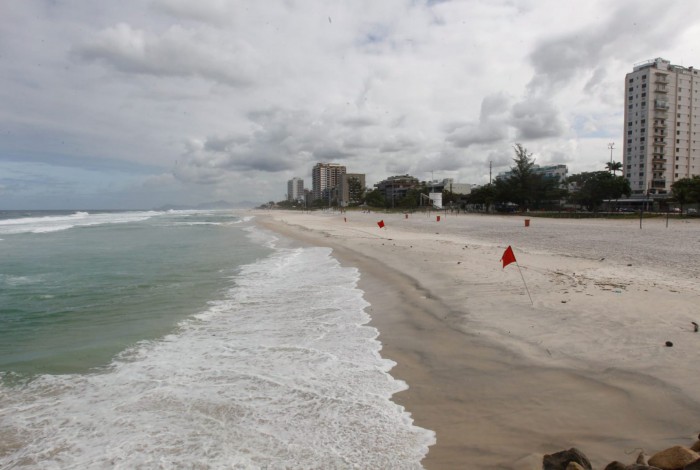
(608, 142), (615, 163)
(489, 161), (492, 185)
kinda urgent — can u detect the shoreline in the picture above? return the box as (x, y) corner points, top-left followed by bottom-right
(255, 210), (700, 469)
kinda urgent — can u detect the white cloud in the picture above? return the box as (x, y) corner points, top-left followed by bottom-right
(1, 0), (700, 208)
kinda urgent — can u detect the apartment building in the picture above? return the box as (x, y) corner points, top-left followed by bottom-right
(623, 58), (700, 196)
(338, 173), (366, 207)
(311, 163), (346, 200)
(287, 177), (304, 202)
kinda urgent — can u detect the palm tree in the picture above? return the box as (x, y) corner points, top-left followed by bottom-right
(605, 161), (622, 176)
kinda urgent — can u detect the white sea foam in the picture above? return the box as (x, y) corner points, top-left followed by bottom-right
(0, 211), (162, 235)
(0, 244), (434, 468)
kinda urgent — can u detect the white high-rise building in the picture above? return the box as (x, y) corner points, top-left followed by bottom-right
(287, 177), (304, 202)
(623, 58), (700, 197)
(311, 163), (346, 201)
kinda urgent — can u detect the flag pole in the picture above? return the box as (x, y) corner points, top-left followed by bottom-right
(515, 261), (534, 306)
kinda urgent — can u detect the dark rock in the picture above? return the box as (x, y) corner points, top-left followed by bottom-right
(684, 458), (700, 470)
(543, 448), (592, 470)
(604, 462), (626, 470)
(691, 440), (700, 452)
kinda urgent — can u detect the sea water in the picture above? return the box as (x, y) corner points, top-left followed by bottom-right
(0, 210), (434, 468)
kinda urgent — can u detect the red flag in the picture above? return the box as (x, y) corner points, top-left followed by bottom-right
(377, 220), (385, 229)
(500, 245), (516, 268)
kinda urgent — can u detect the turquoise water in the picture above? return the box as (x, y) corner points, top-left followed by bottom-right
(0, 210), (269, 375)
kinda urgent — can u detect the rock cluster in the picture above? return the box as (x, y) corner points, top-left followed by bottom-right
(543, 435), (700, 470)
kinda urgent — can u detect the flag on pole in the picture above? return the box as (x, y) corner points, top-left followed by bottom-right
(500, 245), (516, 269)
(377, 220), (385, 229)
(499, 245), (533, 305)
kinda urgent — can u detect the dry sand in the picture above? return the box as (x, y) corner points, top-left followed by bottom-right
(254, 210), (700, 469)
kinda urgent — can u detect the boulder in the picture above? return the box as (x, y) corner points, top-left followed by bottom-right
(543, 448), (592, 470)
(626, 465), (663, 470)
(648, 446), (700, 470)
(603, 462), (626, 470)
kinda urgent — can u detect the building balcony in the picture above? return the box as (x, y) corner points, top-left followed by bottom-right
(652, 157), (667, 164)
(655, 86), (668, 93)
(654, 100), (669, 109)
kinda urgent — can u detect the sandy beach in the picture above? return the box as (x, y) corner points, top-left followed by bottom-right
(255, 210), (700, 469)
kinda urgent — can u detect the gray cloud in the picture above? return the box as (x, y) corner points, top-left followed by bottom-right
(510, 97), (565, 140)
(527, 1), (700, 96)
(74, 23), (256, 86)
(151, 0), (235, 25)
(446, 93), (511, 148)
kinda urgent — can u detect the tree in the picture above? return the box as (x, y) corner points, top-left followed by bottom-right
(567, 171), (631, 211)
(505, 143), (542, 211)
(347, 176), (365, 206)
(364, 188), (385, 208)
(605, 161), (623, 175)
(671, 176), (700, 213)
(465, 184), (496, 211)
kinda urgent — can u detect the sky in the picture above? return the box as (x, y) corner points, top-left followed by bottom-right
(2, 0), (700, 209)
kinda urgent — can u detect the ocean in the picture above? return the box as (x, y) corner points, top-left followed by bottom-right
(0, 210), (434, 468)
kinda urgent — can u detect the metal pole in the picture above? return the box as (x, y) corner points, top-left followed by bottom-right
(608, 142), (615, 163)
(516, 261), (534, 306)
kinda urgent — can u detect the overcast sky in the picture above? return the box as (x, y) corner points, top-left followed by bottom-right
(2, 0), (699, 209)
